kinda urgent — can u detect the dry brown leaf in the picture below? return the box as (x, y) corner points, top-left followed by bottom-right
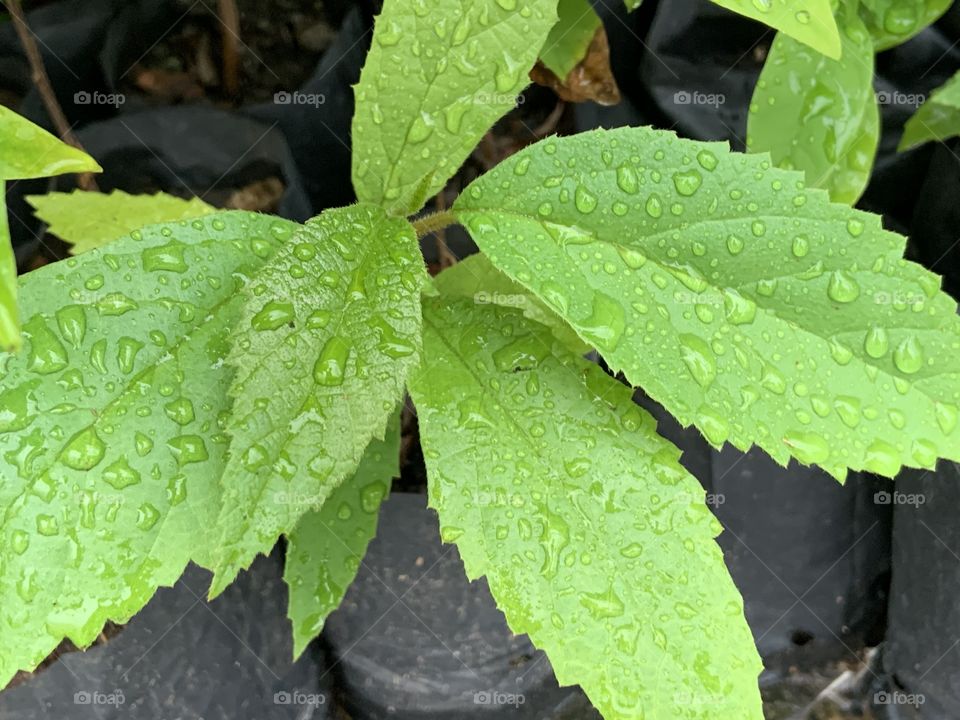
(529, 25), (620, 106)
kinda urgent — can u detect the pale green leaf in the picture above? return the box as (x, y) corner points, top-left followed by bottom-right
(454, 127), (960, 480)
(747, 6), (878, 205)
(284, 410), (400, 658)
(434, 253), (589, 353)
(540, 0), (601, 79)
(0, 211), (297, 688)
(351, 0), (558, 215)
(27, 190), (215, 255)
(899, 70), (960, 151)
(709, 0), (840, 58)
(0, 107), (102, 351)
(0, 106), (102, 181)
(210, 204), (426, 595)
(859, 0), (951, 50)
(624, 0), (643, 10)
(408, 296), (763, 720)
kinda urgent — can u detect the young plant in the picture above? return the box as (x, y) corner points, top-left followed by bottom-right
(3, 0), (960, 718)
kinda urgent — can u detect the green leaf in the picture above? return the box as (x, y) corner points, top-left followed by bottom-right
(0, 184), (14, 352)
(708, 0), (840, 58)
(624, 0), (643, 10)
(0, 106), (101, 181)
(210, 204), (426, 595)
(899, 70), (960, 151)
(27, 190), (215, 255)
(747, 6), (878, 205)
(0, 107), (102, 352)
(351, 0), (558, 216)
(540, 0), (601, 78)
(453, 127), (960, 480)
(0, 211), (297, 688)
(434, 253), (589, 353)
(284, 410), (400, 658)
(859, 0), (951, 50)
(409, 296), (763, 720)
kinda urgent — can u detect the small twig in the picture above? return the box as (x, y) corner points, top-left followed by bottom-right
(6, 0), (97, 191)
(432, 191), (457, 269)
(532, 100), (565, 139)
(217, 0), (240, 97)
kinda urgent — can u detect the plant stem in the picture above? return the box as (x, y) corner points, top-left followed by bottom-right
(432, 191), (457, 268)
(6, 0), (97, 191)
(412, 210), (456, 238)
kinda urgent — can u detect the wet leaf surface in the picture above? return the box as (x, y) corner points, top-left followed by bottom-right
(351, 0), (558, 215)
(211, 204), (426, 595)
(454, 127), (960, 480)
(748, 4), (878, 205)
(0, 211), (295, 687)
(409, 296), (763, 720)
(284, 411), (400, 658)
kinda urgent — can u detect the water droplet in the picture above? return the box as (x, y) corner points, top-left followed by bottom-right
(167, 435), (209, 465)
(252, 300), (295, 331)
(698, 406), (729, 445)
(164, 398), (196, 426)
(791, 235), (810, 258)
(892, 336), (923, 375)
(104, 457), (142, 489)
(827, 271), (860, 303)
(936, 402), (958, 435)
(137, 503), (161, 531)
(11, 530), (29, 555)
(783, 430), (830, 464)
(864, 326), (889, 358)
(672, 169), (702, 196)
(577, 294), (625, 351)
(644, 193), (663, 218)
(574, 184), (598, 214)
(55, 305), (86, 348)
(616, 164), (639, 194)
(679, 334), (716, 388)
(696, 150), (718, 171)
(60, 426), (106, 470)
(143, 242), (188, 273)
(406, 112), (435, 144)
(864, 440), (899, 476)
(833, 396), (861, 428)
(314, 336), (351, 386)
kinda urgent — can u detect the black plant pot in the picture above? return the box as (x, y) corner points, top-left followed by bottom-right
(0, 551), (331, 720)
(322, 492), (600, 720)
(879, 464), (960, 719)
